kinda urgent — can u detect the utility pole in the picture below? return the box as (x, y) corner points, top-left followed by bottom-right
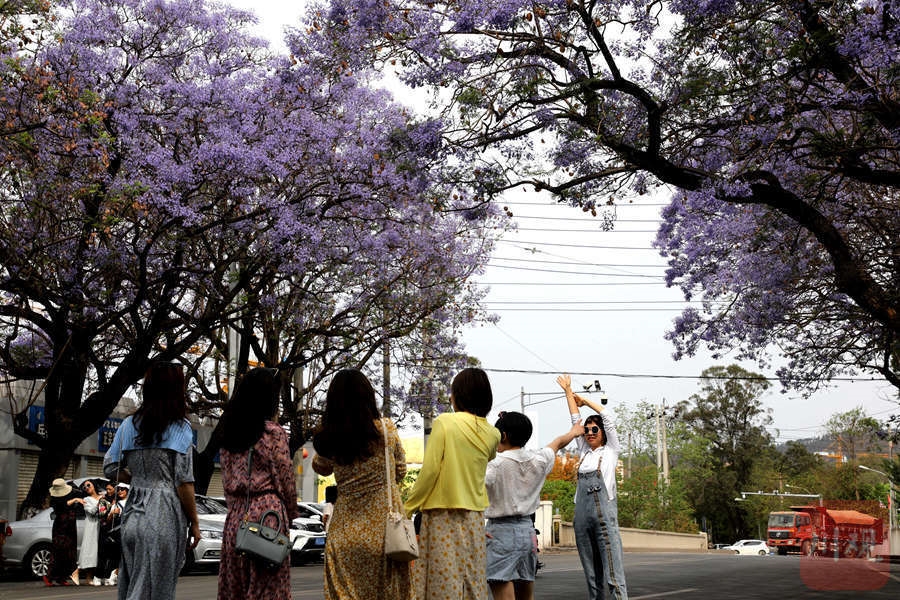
(660, 399), (670, 486)
(521, 386), (525, 414)
(655, 407), (663, 485)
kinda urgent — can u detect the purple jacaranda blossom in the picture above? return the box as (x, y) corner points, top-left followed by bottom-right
(313, 0), (900, 393)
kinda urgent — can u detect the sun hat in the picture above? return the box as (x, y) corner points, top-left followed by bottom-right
(49, 478), (73, 498)
(116, 483), (131, 490)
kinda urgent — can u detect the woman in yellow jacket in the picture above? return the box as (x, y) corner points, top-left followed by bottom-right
(405, 367), (501, 600)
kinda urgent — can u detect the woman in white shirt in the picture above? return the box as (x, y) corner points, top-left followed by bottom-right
(484, 412), (582, 600)
(557, 374), (628, 600)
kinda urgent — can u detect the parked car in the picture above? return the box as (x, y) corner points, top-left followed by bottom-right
(183, 517), (224, 574)
(296, 502), (325, 521)
(3, 482), (224, 579)
(197, 494), (325, 565)
(289, 515), (326, 564)
(724, 539), (773, 556)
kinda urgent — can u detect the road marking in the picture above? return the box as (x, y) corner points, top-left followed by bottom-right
(632, 588), (700, 599)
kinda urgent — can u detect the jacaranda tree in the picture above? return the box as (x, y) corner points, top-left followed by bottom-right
(313, 0), (900, 394)
(0, 0), (499, 515)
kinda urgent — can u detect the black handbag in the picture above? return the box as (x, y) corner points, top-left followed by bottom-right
(233, 448), (292, 568)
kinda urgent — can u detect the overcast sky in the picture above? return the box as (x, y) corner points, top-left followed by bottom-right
(226, 0), (899, 448)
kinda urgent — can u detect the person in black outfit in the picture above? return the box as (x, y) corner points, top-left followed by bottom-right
(45, 478), (81, 586)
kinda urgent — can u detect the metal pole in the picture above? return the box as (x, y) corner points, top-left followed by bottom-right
(521, 386), (525, 414)
(661, 400), (670, 486)
(655, 405), (663, 485)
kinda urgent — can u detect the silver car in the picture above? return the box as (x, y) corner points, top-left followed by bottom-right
(4, 486), (224, 578)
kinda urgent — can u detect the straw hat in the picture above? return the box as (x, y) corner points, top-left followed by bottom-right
(49, 478), (73, 498)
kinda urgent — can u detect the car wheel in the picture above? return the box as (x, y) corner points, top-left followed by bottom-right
(800, 540), (812, 556)
(23, 542), (53, 579)
(734, 550), (740, 555)
(758, 549), (766, 556)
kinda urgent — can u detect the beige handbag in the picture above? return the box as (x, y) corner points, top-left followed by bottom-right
(381, 419), (419, 561)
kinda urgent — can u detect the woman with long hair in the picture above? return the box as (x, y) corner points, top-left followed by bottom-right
(312, 369), (413, 600)
(103, 361), (201, 600)
(71, 479), (109, 586)
(217, 367), (299, 600)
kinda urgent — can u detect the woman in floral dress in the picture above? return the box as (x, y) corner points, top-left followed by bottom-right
(217, 368), (299, 600)
(312, 369), (413, 600)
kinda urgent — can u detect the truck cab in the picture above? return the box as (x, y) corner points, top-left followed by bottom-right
(768, 511), (814, 555)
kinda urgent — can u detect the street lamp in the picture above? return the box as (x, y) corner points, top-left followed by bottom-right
(857, 465), (897, 547)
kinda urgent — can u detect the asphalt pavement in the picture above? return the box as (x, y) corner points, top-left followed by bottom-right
(2, 549), (900, 599)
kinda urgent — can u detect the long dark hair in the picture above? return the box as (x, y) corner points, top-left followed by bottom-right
(313, 369), (380, 465)
(220, 367), (281, 454)
(135, 362), (187, 446)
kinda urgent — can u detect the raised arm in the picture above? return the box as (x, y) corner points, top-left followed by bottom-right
(545, 422), (585, 453)
(573, 392), (603, 415)
(556, 374), (580, 417)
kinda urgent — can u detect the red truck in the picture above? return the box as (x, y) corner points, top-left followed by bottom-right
(767, 505), (884, 558)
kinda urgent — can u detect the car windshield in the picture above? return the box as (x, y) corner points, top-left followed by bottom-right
(768, 514), (795, 527)
(196, 497), (228, 515)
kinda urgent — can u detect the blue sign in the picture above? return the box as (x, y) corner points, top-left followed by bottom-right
(98, 417), (123, 453)
(28, 406), (45, 445)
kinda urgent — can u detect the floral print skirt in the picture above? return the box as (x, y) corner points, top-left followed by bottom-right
(415, 508), (489, 600)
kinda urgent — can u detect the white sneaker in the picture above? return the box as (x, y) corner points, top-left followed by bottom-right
(91, 579), (102, 586)
(105, 577), (116, 586)
(107, 572), (118, 586)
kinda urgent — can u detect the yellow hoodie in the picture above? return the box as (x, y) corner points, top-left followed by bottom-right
(405, 411), (501, 515)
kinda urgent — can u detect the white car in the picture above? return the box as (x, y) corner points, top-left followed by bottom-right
(724, 539), (773, 556)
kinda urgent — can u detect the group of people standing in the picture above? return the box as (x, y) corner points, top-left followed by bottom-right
(46, 475), (129, 587)
(42, 361), (627, 600)
(313, 367), (628, 600)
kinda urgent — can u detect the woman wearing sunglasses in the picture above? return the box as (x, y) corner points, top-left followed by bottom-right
(556, 374), (628, 600)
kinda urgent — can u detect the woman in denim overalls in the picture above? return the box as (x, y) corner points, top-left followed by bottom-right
(558, 375), (628, 600)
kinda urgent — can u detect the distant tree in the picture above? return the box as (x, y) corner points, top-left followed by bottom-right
(545, 451), (579, 483)
(312, 0), (900, 394)
(677, 365), (775, 540)
(824, 407), (882, 464)
(618, 465), (697, 534)
(779, 441), (825, 479)
(541, 479), (576, 522)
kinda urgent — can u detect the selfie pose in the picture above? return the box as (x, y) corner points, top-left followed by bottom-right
(557, 374), (628, 600)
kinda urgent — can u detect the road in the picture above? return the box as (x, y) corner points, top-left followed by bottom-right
(2, 550), (899, 599)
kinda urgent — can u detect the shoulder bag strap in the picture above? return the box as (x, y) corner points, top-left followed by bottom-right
(382, 419), (394, 513)
(243, 448), (253, 521)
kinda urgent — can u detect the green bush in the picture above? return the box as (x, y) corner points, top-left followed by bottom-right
(541, 479), (576, 522)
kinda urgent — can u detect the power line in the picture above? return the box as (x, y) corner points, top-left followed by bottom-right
(512, 227), (658, 233)
(500, 201), (670, 207)
(478, 281), (665, 286)
(487, 264), (663, 277)
(490, 256), (666, 268)
(482, 300), (721, 305)
(473, 367), (882, 383)
(492, 238), (658, 250)
(484, 307), (692, 312)
(509, 215), (663, 223)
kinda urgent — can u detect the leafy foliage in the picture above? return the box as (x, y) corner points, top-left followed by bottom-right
(540, 478), (576, 522)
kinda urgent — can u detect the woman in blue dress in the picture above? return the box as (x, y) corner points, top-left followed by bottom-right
(103, 362), (201, 600)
